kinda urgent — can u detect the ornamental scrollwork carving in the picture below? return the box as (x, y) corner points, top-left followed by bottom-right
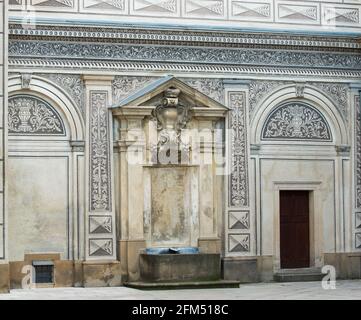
(261, 102), (332, 141)
(183, 78), (224, 104)
(9, 41), (361, 70)
(229, 92), (249, 208)
(151, 87), (191, 164)
(355, 96), (361, 208)
(311, 82), (349, 122)
(89, 91), (112, 212)
(8, 95), (65, 135)
(39, 74), (85, 117)
(249, 81), (285, 117)
(112, 76), (155, 105)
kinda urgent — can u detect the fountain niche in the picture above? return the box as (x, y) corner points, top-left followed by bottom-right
(112, 77), (235, 287)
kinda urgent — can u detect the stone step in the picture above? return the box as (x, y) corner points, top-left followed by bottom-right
(274, 268), (324, 282)
(124, 280), (240, 290)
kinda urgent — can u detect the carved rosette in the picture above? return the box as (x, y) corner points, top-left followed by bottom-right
(89, 91), (112, 212)
(8, 95), (65, 135)
(229, 92), (249, 208)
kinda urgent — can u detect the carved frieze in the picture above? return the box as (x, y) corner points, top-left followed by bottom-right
(8, 95), (65, 135)
(9, 41), (361, 70)
(89, 91), (112, 212)
(229, 92), (249, 207)
(262, 102), (332, 141)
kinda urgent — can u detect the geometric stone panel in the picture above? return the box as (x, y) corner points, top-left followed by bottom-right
(278, 3), (318, 23)
(229, 211), (250, 230)
(356, 212), (361, 229)
(89, 215), (112, 234)
(31, 0), (74, 7)
(89, 238), (113, 256)
(323, 6), (359, 25)
(231, 1), (272, 21)
(84, 0), (125, 10)
(356, 233), (361, 250)
(133, 0), (179, 16)
(184, 0), (225, 18)
(228, 234), (250, 253)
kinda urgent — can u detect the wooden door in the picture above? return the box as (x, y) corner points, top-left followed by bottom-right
(280, 191), (310, 269)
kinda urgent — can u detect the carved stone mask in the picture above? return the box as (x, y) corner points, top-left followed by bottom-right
(152, 86), (191, 133)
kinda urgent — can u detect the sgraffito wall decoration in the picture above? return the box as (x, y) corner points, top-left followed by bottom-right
(229, 92), (249, 208)
(89, 91), (112, 212)
(8, 95), (65, 135)
(261, 102), (332, 142)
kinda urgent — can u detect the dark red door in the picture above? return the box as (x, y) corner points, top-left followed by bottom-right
(280, 191), (310, 269)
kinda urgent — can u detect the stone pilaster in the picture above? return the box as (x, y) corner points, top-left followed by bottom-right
(0, 0), (8, 293)
(83, 76), (117, 261)
(350, 83), (361, 252)
(115, 109), (149, 282)
(224, 80), (253, 257)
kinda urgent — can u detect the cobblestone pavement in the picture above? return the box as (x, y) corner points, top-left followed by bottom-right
(0, 280), (361, 300)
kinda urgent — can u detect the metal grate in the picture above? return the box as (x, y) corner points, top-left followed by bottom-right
(34, 265), (54, 284)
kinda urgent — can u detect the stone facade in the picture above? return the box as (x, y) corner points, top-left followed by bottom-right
(0, 0), (7, 293)
(1, 1), (361, 290)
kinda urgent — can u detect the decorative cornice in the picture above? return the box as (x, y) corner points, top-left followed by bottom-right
(9, 24), (361, 50)
(9, 58), (361, 79)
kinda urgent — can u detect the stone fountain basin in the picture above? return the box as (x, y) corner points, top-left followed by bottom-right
(145, 247), (199, 255)
(140, 249), (221, 283)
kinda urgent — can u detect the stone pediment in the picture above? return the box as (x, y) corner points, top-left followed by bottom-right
(110, 76), (229, 118)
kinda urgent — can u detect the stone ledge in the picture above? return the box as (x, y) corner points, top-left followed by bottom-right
(124, 280), (240, 290)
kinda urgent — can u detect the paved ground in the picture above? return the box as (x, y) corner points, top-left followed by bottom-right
(0, 280), (361, 300)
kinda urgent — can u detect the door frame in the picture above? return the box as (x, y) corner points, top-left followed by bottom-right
(273, 181), (324, 272)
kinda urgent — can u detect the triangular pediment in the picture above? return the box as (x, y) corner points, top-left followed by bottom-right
(110, 76), (229, 111)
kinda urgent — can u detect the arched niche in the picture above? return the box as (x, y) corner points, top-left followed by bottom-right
(251, 84), (348, 147)
(8, 75), (84, 141)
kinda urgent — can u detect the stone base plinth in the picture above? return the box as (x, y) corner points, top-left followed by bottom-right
(140, 253), (221, 282)
(82, 260), (121, 287)
(222, 257), (259, 283)
(0, 264), (9, 293)
(324, 253), (361, 279)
